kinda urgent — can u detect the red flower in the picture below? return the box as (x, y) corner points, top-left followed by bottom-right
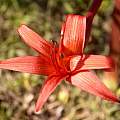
(0, 14), (119, 112)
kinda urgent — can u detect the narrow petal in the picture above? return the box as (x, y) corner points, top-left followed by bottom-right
(70, 71), (120, 103)
(70, 55), (114, 71)
(18, 25), (52, 57)
(0, 56), (54, 75)
(35, 75), (63, 112)
(61, 14), (86, 56)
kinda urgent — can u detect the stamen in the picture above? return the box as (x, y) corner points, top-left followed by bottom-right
(49, 41), (61, 74)
(50, 40), (71, 76)
(51, 40), (58, 47)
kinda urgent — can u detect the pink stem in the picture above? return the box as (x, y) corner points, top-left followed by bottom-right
(87, 0), (103, 18)
(85, 0), (103, 43)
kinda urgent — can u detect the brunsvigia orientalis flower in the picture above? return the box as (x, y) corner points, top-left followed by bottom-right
(0, 0), (119, 112)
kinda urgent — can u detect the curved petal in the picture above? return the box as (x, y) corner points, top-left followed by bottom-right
(61, 15), (86, 56)
(70, 55), (114, 71)
(35, 75), (63, 112)
(70, 71), (120, 103)
(0, 56), (54, 75)
(18, 25), (52, 57)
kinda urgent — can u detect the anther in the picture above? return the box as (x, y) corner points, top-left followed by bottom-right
(50, 40), (57, 46)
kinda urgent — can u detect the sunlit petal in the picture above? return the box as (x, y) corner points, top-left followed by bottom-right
(18, 25), (52, 57)
(61, 15), (86, 56)
(0, 56), (54, 75)
(35, 75), (63, 112)
(70, 71), (120, 103)
(70, 55), (114, 71)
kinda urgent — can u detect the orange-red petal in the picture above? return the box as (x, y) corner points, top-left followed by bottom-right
(70, 71), (120, 103)
(18, 25), (52, 57)
(70, 55), (114, 71)
(0, 56), (54, 75)
(61, 14), (86, 56)
(35, 75), (63, 112)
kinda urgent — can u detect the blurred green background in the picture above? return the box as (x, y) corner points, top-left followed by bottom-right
(0, 0), (120, 120)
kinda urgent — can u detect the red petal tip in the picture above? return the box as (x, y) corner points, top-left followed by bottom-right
(35, 106), (41, 113)
(17, 24), (29, 33)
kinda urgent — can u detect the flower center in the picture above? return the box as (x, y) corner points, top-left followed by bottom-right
(50, 40), (70, 76)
